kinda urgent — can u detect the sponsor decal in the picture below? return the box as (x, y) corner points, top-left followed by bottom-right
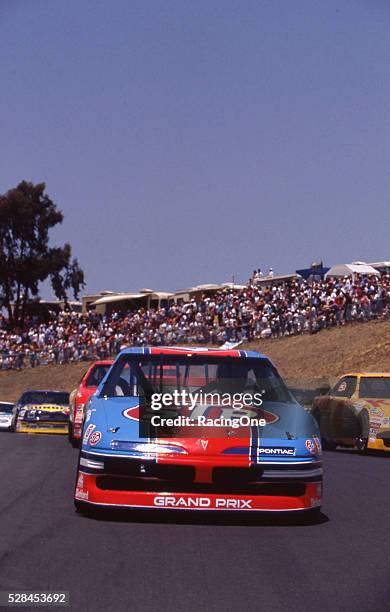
(305, 439), (317, 455)
(257, 447), (295, 455)
(75, 489), (89, 500)
(370, 407), (384, 417)
(24, 404), (69, 413)
(85, 409), (92, 423)
(83, 423), (95, 444)
(89, 430), (102, 446)
(370, 417), (383, 426)
(200, 439), (208, 451)
(153, 496), (253, 509)
(313, 434), (322, 455)
(75, 472), (88, 500)
(123, 406), (140, 421)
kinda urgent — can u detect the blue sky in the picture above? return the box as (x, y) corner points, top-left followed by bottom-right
(1, 0), (390, 296)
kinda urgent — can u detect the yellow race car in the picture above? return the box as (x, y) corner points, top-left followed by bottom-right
(313, 373), (390, 452)
(16, 390), (70, 434)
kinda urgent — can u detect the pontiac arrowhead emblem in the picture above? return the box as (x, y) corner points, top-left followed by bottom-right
(200, 439), (208, 451)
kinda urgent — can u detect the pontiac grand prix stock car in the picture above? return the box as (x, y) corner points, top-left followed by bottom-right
(15, 390), (70, 434)
(75, 347), (323, 515)
(313, 372), (390, 452)
(68, 360), (113, 447)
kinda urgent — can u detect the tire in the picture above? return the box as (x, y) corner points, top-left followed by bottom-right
(74, 499), (88, 514)
(68, 423), (79, 448)
(312, 409), (336, 450)
(355, 435), (367, 453)
(304, 507), (322, 523)
(356, 411), (369, 454)
(321, 438), (338, 451)
(311, 409), (321, 428)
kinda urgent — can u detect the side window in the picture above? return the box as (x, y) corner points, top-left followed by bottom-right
(359, 377), (390, 399)
(86, 365), (110, 387)
(330, 376), (357, 398)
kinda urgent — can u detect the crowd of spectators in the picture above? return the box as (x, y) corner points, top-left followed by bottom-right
(1, 273), (390, 371)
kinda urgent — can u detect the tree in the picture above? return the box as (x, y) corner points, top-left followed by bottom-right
(0, 181), (85, 328)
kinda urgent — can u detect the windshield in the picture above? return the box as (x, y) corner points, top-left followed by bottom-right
(101, 355), (293, 404)
(100, 355), (310, 441)
(19, 391), (70, 406)
(86, 364), (111, 388)
(23, 408), (69, 421)
(0, 403), (14, 413)
(359, 377), (390, 399)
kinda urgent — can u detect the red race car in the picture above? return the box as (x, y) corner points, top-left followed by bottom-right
(68, 360), (113, 447)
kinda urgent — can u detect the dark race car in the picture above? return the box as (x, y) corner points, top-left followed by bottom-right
(16, 390), (70, 435)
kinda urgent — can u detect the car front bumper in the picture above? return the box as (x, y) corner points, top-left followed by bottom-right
(17, 421), (69, 434)
(75, 452), (323, 512)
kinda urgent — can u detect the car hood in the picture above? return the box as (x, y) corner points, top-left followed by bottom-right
(85, 396), (319, 457)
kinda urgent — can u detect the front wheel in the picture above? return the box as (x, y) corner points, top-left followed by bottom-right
(321, 438), (337, 451)
(74, 499), (90, 514)
(356, 411), (369, 454)
(68, 423), (79, 448)
(355, 433), (368, 453)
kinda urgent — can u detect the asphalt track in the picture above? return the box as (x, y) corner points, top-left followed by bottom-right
(0, 433), (388, 612)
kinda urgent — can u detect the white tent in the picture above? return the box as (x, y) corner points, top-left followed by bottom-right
(325, 263), (380, 278)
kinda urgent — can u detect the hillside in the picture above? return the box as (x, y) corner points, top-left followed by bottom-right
(254, 318), (390, 386)
(1, 319), (390, 402)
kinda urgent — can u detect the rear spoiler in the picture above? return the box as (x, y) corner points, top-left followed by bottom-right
(219, 341), (243, 350)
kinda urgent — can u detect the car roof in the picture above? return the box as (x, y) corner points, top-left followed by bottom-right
(119, 346), (269, 360)
(340, 372), (390, 378)
(89, 360), (114, 366)
(20, 389), (69, 394)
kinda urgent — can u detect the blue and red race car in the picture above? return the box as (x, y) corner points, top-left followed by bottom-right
(75, 347), (323, 514)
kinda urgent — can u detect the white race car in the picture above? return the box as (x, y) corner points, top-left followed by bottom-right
(0, 401), (17, 431)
